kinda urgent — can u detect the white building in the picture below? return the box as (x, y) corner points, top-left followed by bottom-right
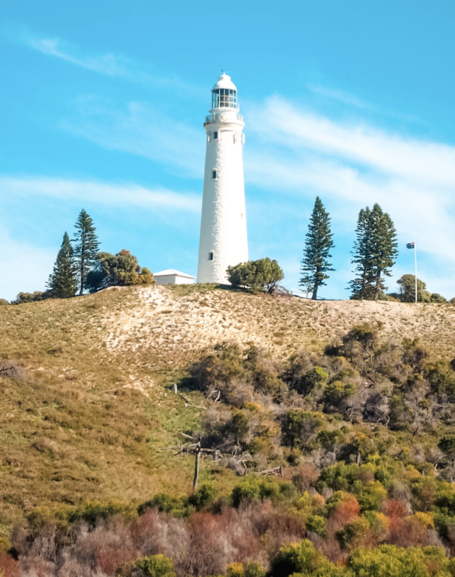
(196, 72), (248, 284)
(154, 269), (195, 285)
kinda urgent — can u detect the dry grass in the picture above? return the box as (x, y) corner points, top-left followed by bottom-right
(0, 284), (454, 537)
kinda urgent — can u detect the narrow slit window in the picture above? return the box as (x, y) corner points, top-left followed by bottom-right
(212, 170), (217, 179)
(213, 131), (218, 139)
(208, 251), (214, 261)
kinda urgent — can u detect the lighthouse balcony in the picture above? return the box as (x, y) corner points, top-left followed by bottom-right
(205, 112), (243, 124)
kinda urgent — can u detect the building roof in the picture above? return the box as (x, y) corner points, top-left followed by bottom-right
(153, 269), (196, 279)
(212, 72), (237, 92)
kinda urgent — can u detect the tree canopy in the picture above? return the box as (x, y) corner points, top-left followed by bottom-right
(300, 197), (335, 300)
(72, 209), (100, 295)
(350, 204), (398, 301)
(227, 258), (284, 293)
(47, 232), (78, 299)
(86, 249), (155, 292)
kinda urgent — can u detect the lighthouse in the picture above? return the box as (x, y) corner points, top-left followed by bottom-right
(196, 72), (248, 284)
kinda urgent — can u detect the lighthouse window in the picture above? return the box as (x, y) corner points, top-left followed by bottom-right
(212, 170), (217, 179)
(213, 131), (218, 139)
(212, 88), (237, 109)
(208, 251), (214, 261)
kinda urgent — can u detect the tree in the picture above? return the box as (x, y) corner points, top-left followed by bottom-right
(134, 554), (176, 577)
(46, 232), (78, 298)
(11, 291), (49, 305)
(349, 204), (398, 301)
(300, 197), (335, 300)
(349, 208), (375, 300)
(86, 250), (155, 292)
(395, 274), (430, 303)
(72, 209), (100, 295)
(369, 204), (398, 300)
(430, 293), (448, 303)
(227, 258), (284, 293)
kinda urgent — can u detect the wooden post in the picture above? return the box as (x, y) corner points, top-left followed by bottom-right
(173, 383), (177, 394)
(193, 444), (201, 493)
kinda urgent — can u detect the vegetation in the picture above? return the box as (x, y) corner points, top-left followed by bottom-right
(11, 291), (50, 304)
(2, 285), (455, 575)
(227, 258), (284, 294)
(46, 232), (78, 298)
(300, 197), (335, 300)
(73, 208), (101, 295)
(349, 204), (398, 301)
(86, 249), (155, 292)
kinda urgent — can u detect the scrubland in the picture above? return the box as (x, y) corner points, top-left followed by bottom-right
(1, 284), (455, 576)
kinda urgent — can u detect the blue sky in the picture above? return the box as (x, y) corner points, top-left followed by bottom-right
(1, 0), (455, 301)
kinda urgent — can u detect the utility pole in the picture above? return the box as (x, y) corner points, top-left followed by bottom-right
(193, 444), (201, 493)
(414, 242), (418, 304)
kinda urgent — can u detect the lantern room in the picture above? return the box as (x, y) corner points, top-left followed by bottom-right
(211, 71), (238, 110)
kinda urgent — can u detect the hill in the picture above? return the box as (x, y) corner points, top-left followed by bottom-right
(1, 284), (455, 538)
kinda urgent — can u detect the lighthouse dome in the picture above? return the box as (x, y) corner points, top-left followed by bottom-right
(212, 72), (237, 91)
(211, 72), (238, 110)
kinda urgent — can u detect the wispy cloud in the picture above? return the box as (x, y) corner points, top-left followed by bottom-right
(307, 83), (376, 111)
(61, 96), (204, 177)
(0, 176), (200, 212)
(5, 24), (200, 93)
(243, 96), (455, 269)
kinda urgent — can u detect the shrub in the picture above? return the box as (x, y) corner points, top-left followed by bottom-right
(281, 410), (324, 449)
(87, 250), (155, 292)
(134, 554), (176, 577)
(138, 493), (188, 517)
(0, 299), (9, 305)
(270, 539), (332, 577)
(188, 482), (217, 510)
(0, 551), (19, 577)
(336, 517), (371, 551)
(356, 481), (387, 512)
(349, 545), (448, 577)
(231, 477), (293, 508)
(11, 291), (50, 304)
(306, 515), (327, 537)
(227, 258), (284, 293)
(430, 293), (447, 303)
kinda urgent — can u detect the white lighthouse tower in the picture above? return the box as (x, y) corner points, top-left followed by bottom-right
(197, 72), (248, 284)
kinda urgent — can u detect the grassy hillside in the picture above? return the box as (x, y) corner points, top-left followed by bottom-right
(1, 284), (454, 537)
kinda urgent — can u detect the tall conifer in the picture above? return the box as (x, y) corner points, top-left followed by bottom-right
(349, 204), (398, 300)
(72, 209), (100, 295)
(300, 197), (335, 300)
(349, 207), (374, 300)
(370, 204), (398, 300)
(47, 232), (78, 298)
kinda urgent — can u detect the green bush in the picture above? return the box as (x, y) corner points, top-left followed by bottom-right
(86, 250), (155, 292)
(430, 293), (447, 303)
(11, 291), (50, 304)
(227, 258), (284, 293)
(138, 493), (189, 517)
(349, 545), (449, 577)
(135, 554), (176, 577)
(188, 482), (217, 510)
(306, 515), (327, 537)
(270, 539), (333, 577)
(231, 476), (294, 507)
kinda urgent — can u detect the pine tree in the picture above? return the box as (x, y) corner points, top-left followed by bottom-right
(300, 197), (335, 300)
(348, 204), (398, 301)
(349, 208), (375, 300)
(72, 209), (100, 295)
(369, 204), (398, 300)
(47, 232), (78, 298)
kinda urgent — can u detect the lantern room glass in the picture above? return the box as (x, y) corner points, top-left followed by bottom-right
(212, 88), (238, 109)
